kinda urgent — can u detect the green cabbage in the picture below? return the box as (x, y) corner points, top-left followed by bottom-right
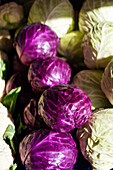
(28, 0), (75, 37)
(77, 108), (113, 170)
(101, 58), (113, 105)
(82, 22), (113, 69)
(0, 2), (24, 30)
(71, 69), (112, 110)
(79, 0), (113, 33)
(58, 31), (85, 68)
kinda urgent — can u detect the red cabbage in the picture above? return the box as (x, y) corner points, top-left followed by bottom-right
(19, 128), (78, 170)
(23, 98), (46, 130)
(14, 23), (60, 66)
(5, 71), (36, 109)
(12, 55), (27, 73)
(28, 56), (72, 92)
(38, 84), (92, 132)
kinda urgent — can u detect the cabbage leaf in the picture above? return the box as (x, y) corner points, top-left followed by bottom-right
(72, 70), (112, 110)
(28, 0), (75, 37)
(79, 0), (113, 33)
(82, 22), (113, 69)
(101, 58), (113, 105)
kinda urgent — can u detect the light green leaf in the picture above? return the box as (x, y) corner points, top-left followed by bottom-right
(16, 113), (27, 135)
(79, 0), (113, 33)
(28, 0), (74, 37)
(2, 86), (21, 114)
(3, 124), (15, 141)
(82, 22), (113, 69)
(72, 69), (112, 110)
(77, 108), (113, 170)
(9, 163), (17, 170)
(0, 60), (6, 79)
(3, 124), (16, 155)
(58, 31), (85, 68)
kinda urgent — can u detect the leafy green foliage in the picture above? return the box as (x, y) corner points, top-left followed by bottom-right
(2, 86), (21, 114)
(3, 124), (16, 154)
(28, 0), (75, 37)
(9, 163), (17, 170)
(0, 60), (6, 79)
(16, 113), (27, 136)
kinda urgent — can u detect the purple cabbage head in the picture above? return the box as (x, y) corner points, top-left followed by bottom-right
(14, 23), (60, 66)
(38, 84), (92, 132)
(28, 56), (72, 92)
(23, 98), (46, 130)
(5, 71), (36, 110)
(19, 128), (78, 170)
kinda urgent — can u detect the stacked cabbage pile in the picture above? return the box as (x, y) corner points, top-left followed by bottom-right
(1, 0), (113, 170)
(72, 0), (113, 170)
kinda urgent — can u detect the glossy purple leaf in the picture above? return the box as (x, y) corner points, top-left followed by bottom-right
(19, 128), (78, 170)
(28, 56), (72, 92)
(14, 23), (60, 66)
(38, 84), (92, 132)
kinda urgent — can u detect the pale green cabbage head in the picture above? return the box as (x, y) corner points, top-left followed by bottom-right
(79, 0), (113, 33)
(28, 0), (75, 37)
(77, 108), (113, 170)
(58, 31), (85, 68)
(101, 58), (113, 105)
(82, 22), (113, 69)
(0, 2), (24, 30)
(71, 69), (111, 110)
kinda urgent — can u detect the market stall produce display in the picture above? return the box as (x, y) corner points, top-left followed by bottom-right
(1, 0), (113, 170)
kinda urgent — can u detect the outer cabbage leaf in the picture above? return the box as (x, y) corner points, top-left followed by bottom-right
(28, 56), (72, 92)
(77, 108), (113, 170)
(72, 70), (112, 110)
(101, 58), (113, 105)
(79, 0), (113, 33)
(0, 51), (9, 79)
(0, 2), (24, 30)
(14, 23), (59, 66)
(15, 112), (27, 136)
(19, 128), (78, 170)
(82, 22), (113, 69)
(3, 124), (16, 155)
(2, 86), (21, 114)
(58, 31), (85, 68)
(9, 163), (17, 170)
(3, 124), (15, 141)
(28, 0), (75, 37)
(38, 84), (92, 132)
(0, 51), (9, 102)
